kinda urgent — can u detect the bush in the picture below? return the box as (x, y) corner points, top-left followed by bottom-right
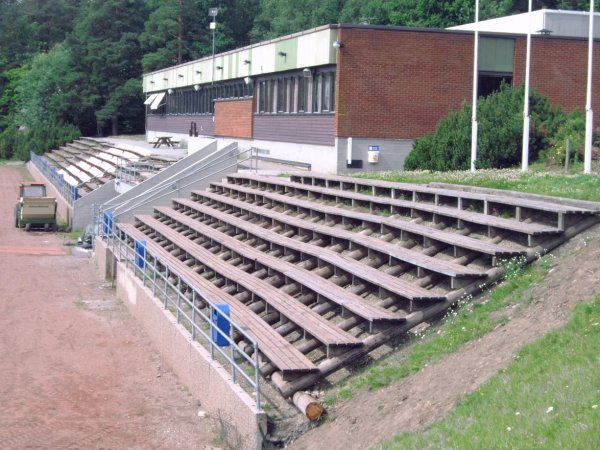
(404, 84), (562, 171)
(0, 122), (80, 161)
(543, 108), (585, 165)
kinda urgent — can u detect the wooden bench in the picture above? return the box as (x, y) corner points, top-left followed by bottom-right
(177, 195), (452, 300)
(284, 173), (598, 230)
(208, 182), (523, 261)
(117, 223), (318, 376)
(134, 215), (363, 355)
(184, 188), (486, 286)
(226, 173), (567, 242)
(155, 205), (406, 328)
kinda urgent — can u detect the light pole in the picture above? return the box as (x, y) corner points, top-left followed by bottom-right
(209, 7), (218, 86)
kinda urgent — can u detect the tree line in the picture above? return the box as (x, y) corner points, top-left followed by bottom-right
(0, 0), (590, 160)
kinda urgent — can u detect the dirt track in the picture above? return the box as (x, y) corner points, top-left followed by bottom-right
(0, 165), (219, 449)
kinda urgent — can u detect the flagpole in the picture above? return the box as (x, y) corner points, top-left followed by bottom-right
(522, 0), (532, 171)
(471, 0), (479, 172)
(584, 1), (595, 174)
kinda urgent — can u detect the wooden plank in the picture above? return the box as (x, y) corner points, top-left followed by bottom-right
(155, 205), (404, 323)
(286, 172), (598, 215)
(135, 215), (362, 348)
(176, 196), (447, 301)
(208, 181), (521, 258)
(118, 223), (317, 374)
(227, 173), (570, 236)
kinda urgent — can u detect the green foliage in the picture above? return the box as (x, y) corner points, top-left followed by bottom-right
(543, 108), (586, 165)
(16, 44), (78, 129)
(66, 0), (148, 135)
(325, 254), (553, 405)
(404, 85), (562, 171)
(141, 0), (260, 72)
(1, 122), (80, 161)
(355, 167), (600, 202)
(381, 294), (600, 450)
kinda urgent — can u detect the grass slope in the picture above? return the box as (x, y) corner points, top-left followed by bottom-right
(354, 165), (600, 202)
(379, 295), (600, 449)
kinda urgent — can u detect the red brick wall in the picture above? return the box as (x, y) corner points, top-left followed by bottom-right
(336, 27), (600, 140)
(514, 36), (600, 129)
(336, 28), (474, 139)
(214, 98), (254, 138)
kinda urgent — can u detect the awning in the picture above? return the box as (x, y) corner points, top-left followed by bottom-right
(150, 92), (166, 110)
(143, 93), (158, 105)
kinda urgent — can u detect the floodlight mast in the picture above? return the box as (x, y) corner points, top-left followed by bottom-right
(209, 7), (218, 86)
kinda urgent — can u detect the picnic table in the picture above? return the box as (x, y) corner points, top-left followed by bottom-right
(153, 136), (178, 148)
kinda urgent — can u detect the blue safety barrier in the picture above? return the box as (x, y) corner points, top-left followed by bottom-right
(102, 211), (113, 235)
(212, 304), (231, 347)
(135, 240), (147, 269)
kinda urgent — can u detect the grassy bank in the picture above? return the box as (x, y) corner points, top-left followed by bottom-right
(379, 294), (600, 449)
(324, 255), (553, 406)
(354, 165), (600, 202)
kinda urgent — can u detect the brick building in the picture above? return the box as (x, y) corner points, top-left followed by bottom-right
(143, 11), (600, 173)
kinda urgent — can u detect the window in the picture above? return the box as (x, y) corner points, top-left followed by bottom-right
(253, 67), (335, 116)
(298, 76), (308, 113)
(277, 80), (285, 113)
(150, 79), (252, 116)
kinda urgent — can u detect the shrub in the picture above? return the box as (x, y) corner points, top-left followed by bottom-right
(0, 122), (80, 161)
(543, 108), (585, 165)
(405, 84), (562, 171)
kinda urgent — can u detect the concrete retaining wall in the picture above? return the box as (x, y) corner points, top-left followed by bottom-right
(95, 238), (266, 449)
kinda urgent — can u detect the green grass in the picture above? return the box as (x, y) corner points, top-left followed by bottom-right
(354, 165), (600, 202)
(324, 255), (552, 406)
(378, 294), (600, 450)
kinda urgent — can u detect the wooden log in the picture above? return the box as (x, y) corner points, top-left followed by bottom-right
(293, 392), (324, 421)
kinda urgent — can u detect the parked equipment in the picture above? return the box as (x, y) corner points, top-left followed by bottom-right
(15, 182), (57, 231)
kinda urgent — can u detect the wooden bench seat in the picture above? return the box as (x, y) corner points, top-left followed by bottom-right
(184, 189), (486, 287)
(134, 215), (363, 354)
(283, 173), (598, 231)
(226, 173), (567, 239)
(209, 182), (523, 260)
(177, 195), (449, 300)
(287, 173), (598, 214)
(117, 223), (318, 375)
(155, 205), (405, 327)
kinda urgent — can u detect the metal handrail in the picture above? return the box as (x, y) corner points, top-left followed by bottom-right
(109, 226), (262, 410)
(30, 151), (79, 206)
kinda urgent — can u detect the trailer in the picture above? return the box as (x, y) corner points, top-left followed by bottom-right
(15, 182), (58, 231)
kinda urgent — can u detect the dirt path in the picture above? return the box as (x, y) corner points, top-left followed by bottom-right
(288, 223), (600, 450)
(0, 165), (220, 449)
